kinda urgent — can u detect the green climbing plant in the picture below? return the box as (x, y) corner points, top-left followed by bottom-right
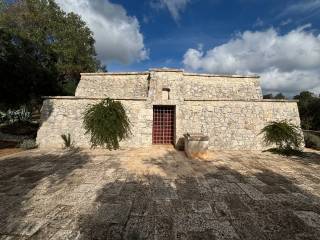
(82, 98), (131, 150)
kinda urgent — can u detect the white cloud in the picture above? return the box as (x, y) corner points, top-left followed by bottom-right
(151, 0), (190, 22)
(281, 0), (320, 16)
(183, 26), (320, 95)
(56, 0), (148, 64)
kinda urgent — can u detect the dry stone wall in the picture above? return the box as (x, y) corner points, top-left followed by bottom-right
(180, 100), (301, 150)
(37, 98), (152, 148)
(36, 69), (302, 150)
(37, 97), (301, 150)
(76, 73), (149, 99)
(183, 74), (262, 100)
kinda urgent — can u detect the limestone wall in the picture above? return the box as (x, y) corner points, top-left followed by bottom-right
(37, 97), (152, 148)
(183, 74), (262, 100)
(180, 100), (301, 150)
(74, 70), (262, 101)
(37, 96), (301, 150)
(75, 73), (149, 99)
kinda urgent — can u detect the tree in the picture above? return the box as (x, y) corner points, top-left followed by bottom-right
(294, 91), (320, 131)
(263, 94), (273, 99)
(0, 0), (7, 12)
(274, 93), (286, 99)
(263, 93), (286, 100)
(0, 0), (103, 106)
(0, 29), (59, 107)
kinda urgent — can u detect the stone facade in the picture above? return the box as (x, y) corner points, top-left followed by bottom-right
(37, 68), (302, 150)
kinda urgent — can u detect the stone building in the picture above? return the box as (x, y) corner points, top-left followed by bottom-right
(37, 68), (301, 150)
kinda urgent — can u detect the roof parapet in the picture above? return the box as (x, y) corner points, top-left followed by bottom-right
(80, 69), (259, 78)
(149, 68), (184, 72)
(183, 72), (259, 78)
(81, 72), (149, 76)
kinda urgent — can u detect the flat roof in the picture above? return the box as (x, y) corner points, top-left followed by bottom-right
(81, 68), (259, 78)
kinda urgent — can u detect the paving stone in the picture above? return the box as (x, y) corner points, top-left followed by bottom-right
(125, 215), (155, 240)
(245, 176), (267, 187)
(151, 179), (178, 200)
(154, 216), (174, 240)
(294, 211), (320, 229)
(174, 213), (217, 232)
(0, 148), (320, 239)
(230, 212), (267, 240)
(93, 202), (132, 225)
(211, 220), (240, 240)
(224, 183), (245, 195)
(0, 220), (46, 237)
(211, 201), (233, 220)
(184, 230), (216, 240)
(49, 229), (81, 240)
(237, 183), (267, 200)
(191, 201), (213, 214)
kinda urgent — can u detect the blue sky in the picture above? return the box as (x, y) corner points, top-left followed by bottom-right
(56, 0), (320, 95)
(109, 0), (320, 71)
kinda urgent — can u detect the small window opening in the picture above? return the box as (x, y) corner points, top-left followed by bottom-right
(162, 88), (170, 100)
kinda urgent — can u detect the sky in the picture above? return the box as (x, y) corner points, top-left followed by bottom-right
(55, 0), (320, 96)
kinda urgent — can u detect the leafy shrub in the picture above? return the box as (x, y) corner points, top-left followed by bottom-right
(260, 120), (303, 150)
(83, 98), (131, 150)
(0, 111), (6, 124)
(61, 133), (73, 148)
(19, 139), (37, 150)
(2, 106), (32, 124)
(0, 121), (39, 136)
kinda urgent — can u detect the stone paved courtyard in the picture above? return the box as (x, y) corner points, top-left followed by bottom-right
(0, 147), (320, 239)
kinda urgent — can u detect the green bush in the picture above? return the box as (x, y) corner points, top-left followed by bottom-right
(19, 139), (37, 150)
(0, 121), (39, 137)
(82, 98), (131, 150)
(0, 111), (6, 124)
(260, 120), (303, 150)
(1, 106), (32, 124)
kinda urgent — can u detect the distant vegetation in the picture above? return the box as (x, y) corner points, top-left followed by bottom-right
(263, 93), (287, 100)
(293, 91), (320, 131)
(0, 0), (105, 109)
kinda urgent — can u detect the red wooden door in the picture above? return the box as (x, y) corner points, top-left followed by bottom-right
(152, 106), (175, 144)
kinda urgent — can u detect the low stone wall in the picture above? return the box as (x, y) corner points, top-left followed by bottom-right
(36, 97), (152, 149)
(180, 100), (301, 150)
(37, 97), (301, 150)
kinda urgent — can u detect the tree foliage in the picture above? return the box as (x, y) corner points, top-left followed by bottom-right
(0, 29), (59, 107)
(82, 98), (131, 150)
(260, 120), (303, 150)
(263, 93), (286, 99)
(0, 0), (103, 107)
(294, 91), (320, 131)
